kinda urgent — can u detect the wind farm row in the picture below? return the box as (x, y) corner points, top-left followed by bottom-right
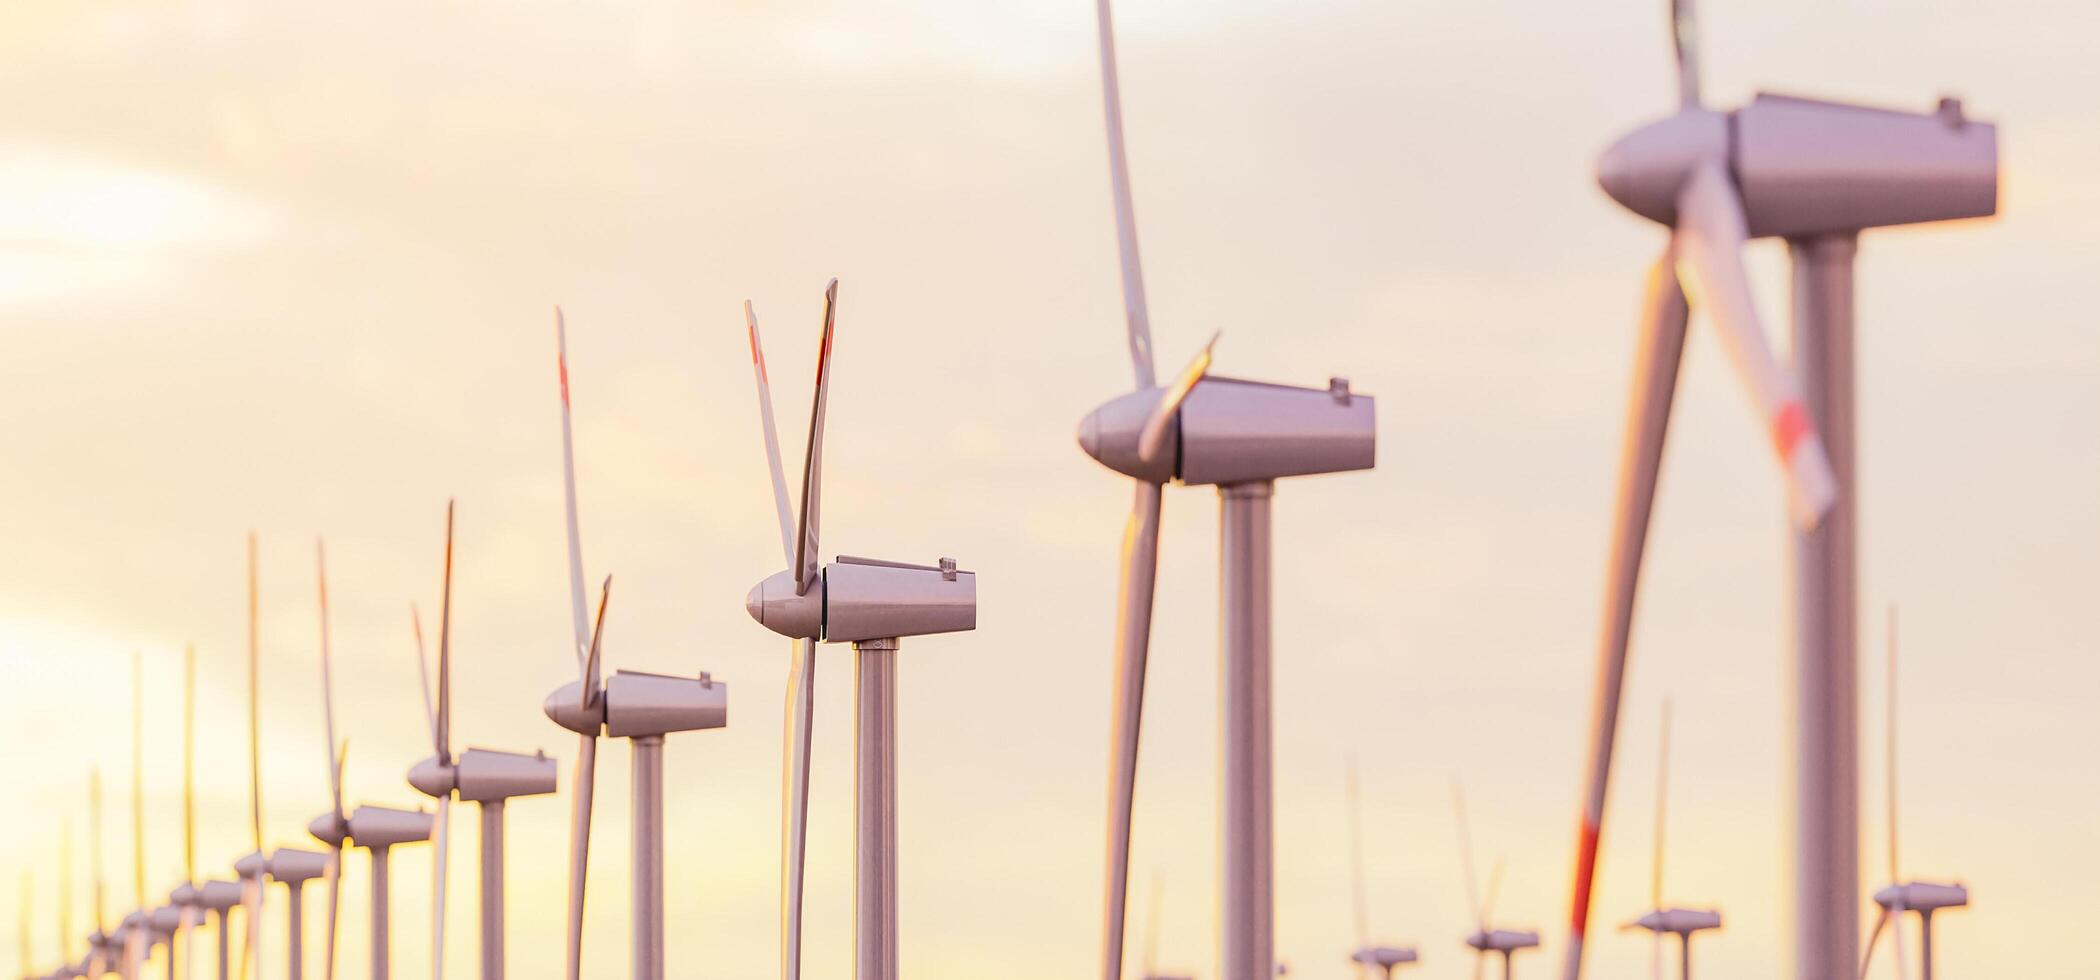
(10, 0), (1998, 978)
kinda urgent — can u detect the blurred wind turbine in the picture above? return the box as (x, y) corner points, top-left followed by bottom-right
(1454, 781), (1538, 980)
(1561, 3), (1998, 979)
(405, 512), (560, 980)
(743, 281), (980, 980)
(1859, 607), (1968, 980)
(1082, 4), (1377, 977)
(1621, 701), (1720, 980)
(543, 310), (727, 980)
(304, 543), (435, 980)
(1346, 755), (1417, 978)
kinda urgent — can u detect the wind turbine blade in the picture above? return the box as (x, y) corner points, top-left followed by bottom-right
(430, 796), (449, 980)
(1347, 752), (1369, 965)
(1886, 604), (1900, 885)
(1140, 870), (1162, 978)
(184, 645), (197, 887)
(247, 533), (263, 856)
(1857, 905), (1888, 980)
(91, 769), (106, 938)
(317, 541), (344, 822)
(1482, 857), (1506, 926)
(437, 501), (455, 764)
(745, 301), (798, 566)
(1891, 892), (1910, 980)
(582, 577), (610, 711)
(562, 734), (596, 980)
(1563, 245), (1688, 980)
(791, 280), (839, 597)
(1473, 949), (1486, 980)
(411, 606), (436, 757)
(322, 843), (340, 980)
(779, 637), (816, 980)
(1093, 0), (1157, 389)
(1135, 331), (1217, 463)
(1672, 161), (1837, 527)
(1652, 698), (1672, 912)
(1099, 481), (1162, 980)
(131, 651), (144, 915)
(1452, 776), (1483, 929)
(237, 877), (260, 980)
(1670, 0), (1700, 108)
(18, 873), (29, 980)
(554, 308), (594, 678)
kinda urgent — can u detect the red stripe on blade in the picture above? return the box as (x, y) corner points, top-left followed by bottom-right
(1771, 401), (1810, 460)
(1569, 819), (1601, 934)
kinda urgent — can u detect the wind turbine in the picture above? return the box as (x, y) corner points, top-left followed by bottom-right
(86, 770), (117, 980)
(542, 309), (727, 980)
(1082, 4), (1377, 977)
(1345, 756), (1417, 979)
(1135, 872), (1191, 980)
(303, 542), (434, 980)
(1454, 782), (1538, 980)
(404, 512), (560, 980)
(742, 281), (979, 980)
(122, 652), (155, 980)
(1859, 607), (1968, 980)
(1562, 3), (1998, 978)
(1621, 701), (1720, 980)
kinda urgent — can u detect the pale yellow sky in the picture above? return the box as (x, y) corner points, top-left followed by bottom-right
(1, 1), (2096, 978)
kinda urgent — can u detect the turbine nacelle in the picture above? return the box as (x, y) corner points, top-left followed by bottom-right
(409, 747), (560, 803)
(543, 671), (728, 739)
(1875, 880), (1968, 913)
(1352, 945), (1420, 968)
(1599, 95), (1996, 237)
(196, 880), (242, 912)
(344, 804), (433, 850)
(1079, 377), (1374, 486)
(1627, 907), (1722, 935)
(267, 848), (331, 885)
(746, 557), (977, 644)
(1465, 929), (1541, 953)
(146, 906), (181, 935)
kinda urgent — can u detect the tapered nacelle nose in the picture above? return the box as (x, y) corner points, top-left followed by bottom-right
(1079, 377), (1374, 486)
(147, 906), (181, 934)
(746, 569), (822, 640)
(543, 680), (605, 736)
(1596, 109), (1729, 226)
(307, 812), (346, 848)
(1466, 929), (1541, 953)
(346, 804), (433, 849)
(406, 756), (454, 798)
(233, 851), (267, 879)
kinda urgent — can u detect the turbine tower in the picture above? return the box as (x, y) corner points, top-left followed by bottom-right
(1083, 5), (1377, 978)
(742, 280), (980, 980)
(1621, 701), (1720, 980)
(542, 309), (728, 980)
(1859, 607), (1968, 980)
(305, 540), (435, 980)
(404, 512), (560, 980)
(1561, 4), (1997, 979)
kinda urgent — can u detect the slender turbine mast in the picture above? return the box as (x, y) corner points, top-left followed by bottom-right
(405, 513), (560, 980)
(1083, 5), (1376, 978)
(1561, 4), (1997, 979)
(542, 309), (728, 980)
(742, 281), (980, 980)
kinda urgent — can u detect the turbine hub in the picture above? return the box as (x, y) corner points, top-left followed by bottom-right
(1597, 108), (1729, 226)
(406, 755), (456, 799)
(542, 680), (606, 736)
(307, 811), (347, 848)
(745, 568), (823, 640)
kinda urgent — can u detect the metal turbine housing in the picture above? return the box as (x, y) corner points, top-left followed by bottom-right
(1079, 376), (1375, 486)
(1599, 95), (1997, 237)
(408, 747), (559, 803)
(544, 671), (728, 739)
(746, 557), (977, 643)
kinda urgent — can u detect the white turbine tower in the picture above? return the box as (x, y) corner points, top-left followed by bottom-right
(1083, 5), (1378, 978)
(742, 280), (980, 980)
(542, 310), (727, 980)
(1621, 701), (1720, 980)
(405, 507), (560, 980)
(1859, 607), (1968, 980)
(1562, 3), (1997, 978)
